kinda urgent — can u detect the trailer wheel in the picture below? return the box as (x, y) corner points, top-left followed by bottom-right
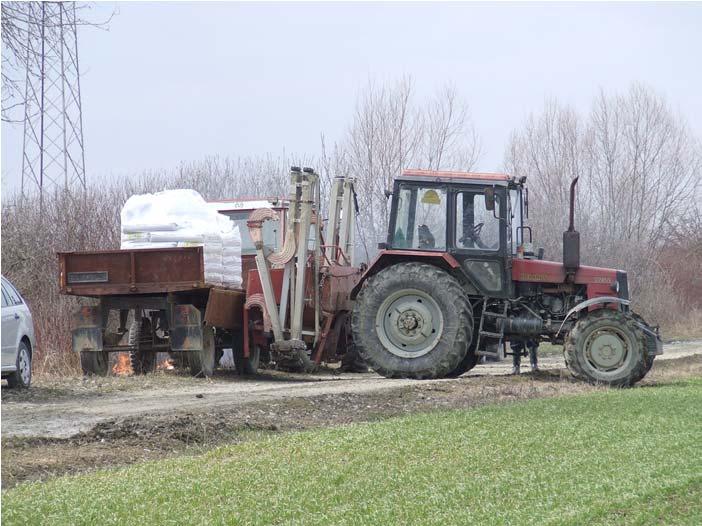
(80, 351), (109, 376)
(564, 309), (649, 387)
(231, 329), (259, 375)
(188, 325), (216, 377)
(129, 318), (156, 375)
(352, 262), (472, 379)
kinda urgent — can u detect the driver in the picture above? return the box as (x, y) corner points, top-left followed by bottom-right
(418, 224), (435, 249)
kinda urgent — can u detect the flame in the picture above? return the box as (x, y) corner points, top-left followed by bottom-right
(112, 353), (133, 375)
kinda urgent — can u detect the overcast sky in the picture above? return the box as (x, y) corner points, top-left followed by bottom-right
(2, 1), (701, 195)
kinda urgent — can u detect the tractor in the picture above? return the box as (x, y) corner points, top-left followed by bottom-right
(350, 169), (663, 386)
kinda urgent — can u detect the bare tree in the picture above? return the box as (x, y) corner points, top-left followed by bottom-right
(325, 77), (481, 261)
(505, 83), (701, 324)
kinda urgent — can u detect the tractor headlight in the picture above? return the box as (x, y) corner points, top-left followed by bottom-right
(610, 281), (620, 293)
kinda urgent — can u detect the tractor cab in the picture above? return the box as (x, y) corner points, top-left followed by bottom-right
(385, 169), (528, 297)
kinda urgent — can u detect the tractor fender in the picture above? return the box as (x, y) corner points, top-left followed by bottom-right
(350, 250), (474, 299)
(556, 296), (630, 337)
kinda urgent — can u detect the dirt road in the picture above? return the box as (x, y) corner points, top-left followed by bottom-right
(2, 341), (701, 488)
(3, 340), (701, 439)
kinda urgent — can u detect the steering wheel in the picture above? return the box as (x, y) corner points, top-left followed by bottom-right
(460, 222), (485, 247)
(472, 222), (485, 240)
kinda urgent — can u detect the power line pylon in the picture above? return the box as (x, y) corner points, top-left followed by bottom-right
(21, 1), (86, 200)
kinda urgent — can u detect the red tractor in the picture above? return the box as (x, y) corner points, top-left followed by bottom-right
(351, 169), (662, 386)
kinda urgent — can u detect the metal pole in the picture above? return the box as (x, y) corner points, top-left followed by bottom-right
(60, 5), (68, 189)
(290, 177), (313, 341)
(39, 2), (46, 205)
(72, 2), (87, 191)
(313, 173), (321, 346)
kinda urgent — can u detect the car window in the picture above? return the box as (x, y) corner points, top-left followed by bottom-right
(2, 281), (23, 305)
(1, 286), (9, 308)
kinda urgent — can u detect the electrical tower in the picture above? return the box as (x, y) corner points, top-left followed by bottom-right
(21, 1), (86, 199)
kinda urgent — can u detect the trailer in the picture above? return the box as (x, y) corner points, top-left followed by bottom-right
(59, 245), (246, 376)
(60, 170), (364, 377)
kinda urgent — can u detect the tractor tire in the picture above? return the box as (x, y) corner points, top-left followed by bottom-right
(564, 309), (650, 387)
(129, 318), (156, 375)
(352, 262), (472, 379)
(80, 350), (109, 376)
(445, 320), (478, 378)
(188, 325), (216, 377)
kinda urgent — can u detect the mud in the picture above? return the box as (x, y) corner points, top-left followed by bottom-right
(2, 341), (701, 489)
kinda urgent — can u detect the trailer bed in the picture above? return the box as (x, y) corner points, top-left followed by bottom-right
(58, 247), (208, 296)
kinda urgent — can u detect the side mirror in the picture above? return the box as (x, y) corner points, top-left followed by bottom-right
(384, 190), (392, 200)
(484, 187), (495, 211)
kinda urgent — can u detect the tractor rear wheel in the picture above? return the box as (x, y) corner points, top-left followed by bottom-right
(445, 320), (478, 378)
(564, 309), (650, 387)
(352, 262), (472, 379)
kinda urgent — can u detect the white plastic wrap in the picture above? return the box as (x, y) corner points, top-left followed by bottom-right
(120, 189), (243, 288)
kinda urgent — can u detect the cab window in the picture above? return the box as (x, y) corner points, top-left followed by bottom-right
(391, 186), (447, 251)
(455, 191), (501, 251)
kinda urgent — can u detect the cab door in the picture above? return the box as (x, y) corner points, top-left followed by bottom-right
(448, 187), (511, 298)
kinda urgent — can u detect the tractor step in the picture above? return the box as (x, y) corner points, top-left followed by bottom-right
(476, 346), (504, 358)
(482, 311), (507, 319)
(479, 331), (503, 339)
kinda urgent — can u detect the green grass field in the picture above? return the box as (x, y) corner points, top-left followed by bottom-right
(3, 379), (701, 526)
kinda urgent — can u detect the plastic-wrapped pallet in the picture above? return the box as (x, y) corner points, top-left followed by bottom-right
(221, 224), (242, 288)
(120, 189), (242, 289)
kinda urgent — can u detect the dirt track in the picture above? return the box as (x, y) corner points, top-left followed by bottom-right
(2, 340), (701, 488)
(3, 340), (701, 439)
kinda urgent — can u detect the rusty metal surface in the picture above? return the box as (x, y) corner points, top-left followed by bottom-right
(170, 304), (204, 351)
(321, 264), (361, 312)
(204, 288), (245, 329)
(58, 247), (206, 296)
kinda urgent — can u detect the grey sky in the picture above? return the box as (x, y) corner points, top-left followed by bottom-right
(2, 1), (701, 195)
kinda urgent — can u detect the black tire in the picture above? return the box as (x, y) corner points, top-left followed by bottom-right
(7, 340), (32, 388)
(129, 318), (156, 375)
(188, 325), (216, 377)
(445, 320), (479, 378)
(564, 309), (650, 387)
(351, 262), (472, 379)
(80, 350), (109, 376)
(234, 345), (260, 375)
(231, 329), (258, 375)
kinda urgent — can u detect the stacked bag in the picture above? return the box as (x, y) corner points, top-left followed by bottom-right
(120, 189), (242, 288)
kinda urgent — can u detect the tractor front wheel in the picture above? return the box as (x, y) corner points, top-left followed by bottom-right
(564, 309), (650, 387)
(352, 262), (472, 379)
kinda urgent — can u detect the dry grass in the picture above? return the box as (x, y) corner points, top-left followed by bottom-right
(662, 309), (702, 341)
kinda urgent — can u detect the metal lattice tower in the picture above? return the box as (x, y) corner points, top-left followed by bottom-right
(21, 1), (86, 198)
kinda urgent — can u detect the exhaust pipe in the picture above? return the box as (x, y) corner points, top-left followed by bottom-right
(563, 177), (580, 277)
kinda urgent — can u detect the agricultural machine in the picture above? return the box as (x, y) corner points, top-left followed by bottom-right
(59, 168), (362, 376)
(350, 169), (663, 386)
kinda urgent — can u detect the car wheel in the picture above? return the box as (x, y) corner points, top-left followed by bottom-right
(7, 340), (32, 388)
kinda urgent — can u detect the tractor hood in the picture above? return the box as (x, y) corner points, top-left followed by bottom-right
(512, 258), (628, 300)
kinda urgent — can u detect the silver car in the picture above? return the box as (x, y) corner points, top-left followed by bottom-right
(1, 276), (35, 388)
